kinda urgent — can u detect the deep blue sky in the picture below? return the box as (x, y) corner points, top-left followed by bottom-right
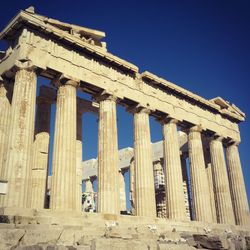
(0, 1), (249, 203)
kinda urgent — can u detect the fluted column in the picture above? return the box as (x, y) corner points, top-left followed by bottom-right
(226, 142), (249, 226)
(210, 136), (235, 224)
(181, 155), (191, 220)
(97, 94), (119, 214)
(129, 159), (136, 215)
(30, 96), (51, 208)
(162, 119), (186, 220)
(188, 126), (213, 222)
(133, 108), (156, 217)
(119, 169), (127, 212)
(50, 79), (78, 211)
(76, 140), (83, 211)
(0, 78), (11, 206)
(203, 147), (217, 223)
(3, 64), (37, 207)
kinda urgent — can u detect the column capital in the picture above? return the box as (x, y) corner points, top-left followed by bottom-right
(127, 104), (151, 114)
(226, 139), (240, 147)
(159, 115), (178, 125)
(53, 74), (80, 88)
(94, 91), (118, 103)
(189, 125), (203, 133)
(211, 133), (224, 142)
(14, 60), (37, 72)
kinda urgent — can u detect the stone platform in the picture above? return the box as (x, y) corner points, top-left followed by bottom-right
(0, 207), (249, 250)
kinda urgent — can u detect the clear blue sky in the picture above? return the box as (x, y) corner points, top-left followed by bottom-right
(0, 1), (249, 204)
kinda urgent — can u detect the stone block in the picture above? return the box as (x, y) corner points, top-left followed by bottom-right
(21, 229), (62, 245)
(0, 229), (25, 249)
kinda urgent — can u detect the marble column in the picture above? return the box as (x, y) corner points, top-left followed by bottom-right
(119, 169), (127, 212)
(30, 96), (51, 209)
(97, 94), (119, 214)
(76, 109), (83, 211)
(50, 79), (78, 211)
(76, 140), (83, 211)
(210, 136), (235, 224)
(180, 155), (191, 220)
(0, 78), (11, 206)
(188, 126), (213, 222)
(4, 65), (37, 207)
(133, 108), (156, 217)
(129, 159), (136, 215)
(162, 119), (186, 220)
(203, 147), (217, 223)
(226, 142), (249, 226)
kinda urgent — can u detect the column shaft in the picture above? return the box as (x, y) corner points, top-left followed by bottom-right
(206, 163), (217, 222)
(134, 109), (156, 217)
(188, 128), (213, 222)
(4, 68), (37, 207)
(119, 170), (127, 212)
(50, 81), (77, 211)
(210, 138), (235, 224)
(30, 100), (51, 209)
(76, 140), (83, 211)
(97, 95), (119, 214)
(226, 144), (249, 226)
(163, 120), (186, 220)
(0, 82), (11, 206)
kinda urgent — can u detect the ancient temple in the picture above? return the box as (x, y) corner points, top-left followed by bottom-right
(0, 7), (249, 250)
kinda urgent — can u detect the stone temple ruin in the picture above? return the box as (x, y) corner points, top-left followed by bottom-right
(0, 6), (249, 250)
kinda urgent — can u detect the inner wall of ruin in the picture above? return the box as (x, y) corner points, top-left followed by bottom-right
(0, 7), (249, 235)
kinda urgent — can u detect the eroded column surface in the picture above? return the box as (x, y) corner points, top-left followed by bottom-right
(181, 155), (191, 220)
(97, 95), (119, 214)
(188, 127), (213, 222)
(30, 97), (51, 208)
(210, 136), (235, 224)
(50, 80), (77, 211)
(163, 119), (186, 220)
(76, 139), (83, 211)
(133, 108), (156, 217)
(226, 143), (249, 226)
(4, 66), (37, 207)
(119, 169), (127, 212)
(0, 79), (11, 205)
(203, 147), (217, 223)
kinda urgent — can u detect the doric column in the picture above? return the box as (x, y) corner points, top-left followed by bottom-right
(162, 119), (186, 220)
(76, 139), (83, 211)
(188, 126), (213, 222)
(210, 136), (235, 224)
(97, 94), (119, 214)
(0, 78), (11, 206)
(3, 63), (37, 207)
(226, 142), (249, 226)
(119, 169), (127, 212)
(30, 95), (52, 209)
(50, 78), (78, 211)
(180, 155), (191, 220)
(129, 159), (136, 215)
(203, 147), (217, 223)
(133, 108), (156, 217)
